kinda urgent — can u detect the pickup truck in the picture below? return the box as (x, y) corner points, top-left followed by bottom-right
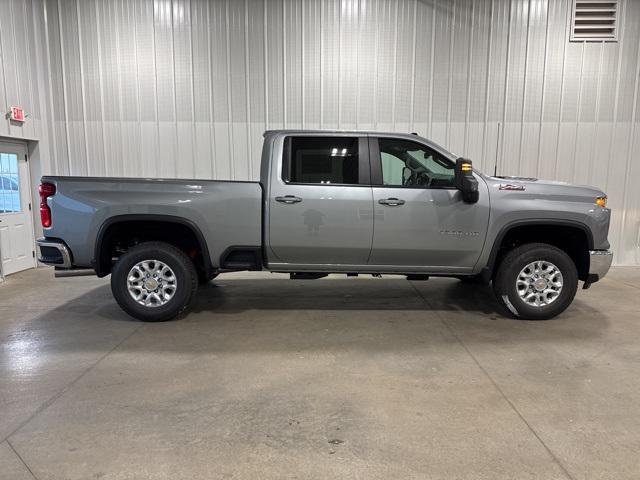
(36, 130), (613, 321)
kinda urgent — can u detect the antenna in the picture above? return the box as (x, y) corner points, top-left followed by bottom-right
(493, 122), (501, 177)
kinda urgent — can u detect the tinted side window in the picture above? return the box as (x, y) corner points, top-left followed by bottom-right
(284, 137), (359, 185)
(378, 138), (455, 188)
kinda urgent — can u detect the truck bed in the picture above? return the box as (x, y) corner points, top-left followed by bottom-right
(41, 176), (263, 269)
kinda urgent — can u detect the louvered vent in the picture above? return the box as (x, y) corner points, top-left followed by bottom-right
(570, 0), (618, 42)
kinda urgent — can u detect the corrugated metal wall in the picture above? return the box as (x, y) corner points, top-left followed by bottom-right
(0, 0), (47, 144)
(1, 0), (639, 264)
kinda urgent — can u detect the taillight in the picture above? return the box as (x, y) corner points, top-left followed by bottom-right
(39, 182), (56, 227)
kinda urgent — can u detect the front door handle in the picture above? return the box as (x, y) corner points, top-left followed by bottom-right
(275, 195), (302, 204)
(378, 197), (405, 206)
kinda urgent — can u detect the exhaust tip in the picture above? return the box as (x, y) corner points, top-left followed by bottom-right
(54, 268), (96, 278)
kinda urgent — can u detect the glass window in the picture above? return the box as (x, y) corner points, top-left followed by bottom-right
(0, 177), (18, 191)
(0, 153), (21, 213)
(378, 138), (455, 188)
(284, 137), (360, 185)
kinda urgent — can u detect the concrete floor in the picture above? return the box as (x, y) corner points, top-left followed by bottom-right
(0, 268), (639, 480)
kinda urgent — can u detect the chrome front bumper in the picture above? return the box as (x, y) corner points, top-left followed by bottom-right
(36, 238), (73, 268)
(588, 250), (613, 281)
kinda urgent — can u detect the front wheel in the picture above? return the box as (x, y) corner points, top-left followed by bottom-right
(493, 243), (578, 320)
(111, 241), (198, 322)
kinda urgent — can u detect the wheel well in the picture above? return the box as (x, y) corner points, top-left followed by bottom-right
(492, 224), (590, 281)
(95, 219), (211, 277)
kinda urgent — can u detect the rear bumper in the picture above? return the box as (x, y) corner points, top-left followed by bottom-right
(36, 238), (72, 268)
(588, 249), (613, 282)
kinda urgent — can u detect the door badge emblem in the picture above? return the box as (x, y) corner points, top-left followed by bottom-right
(499, 183), (525, 191)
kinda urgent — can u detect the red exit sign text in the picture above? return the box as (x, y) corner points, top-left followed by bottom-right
(10, 106), (25, 122)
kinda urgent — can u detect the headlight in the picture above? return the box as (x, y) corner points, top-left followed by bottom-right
(595, 196), (607, 208)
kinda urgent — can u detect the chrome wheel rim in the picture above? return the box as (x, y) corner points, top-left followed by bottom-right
(516, 260), (563, 307)
(127, 260), (177, 308)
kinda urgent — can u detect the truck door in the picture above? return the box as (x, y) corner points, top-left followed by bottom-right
(267, 135), (373, 266)
(368, 136), (490, 270)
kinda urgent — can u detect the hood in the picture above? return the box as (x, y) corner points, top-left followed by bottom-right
(483, 174), (606, 200)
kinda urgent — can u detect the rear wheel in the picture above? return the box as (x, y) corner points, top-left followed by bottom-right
(493, 243), (578, 320)
(111, 241), (198, 321)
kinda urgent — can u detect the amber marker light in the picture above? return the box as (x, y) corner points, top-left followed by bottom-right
(595, 196), (607, 208)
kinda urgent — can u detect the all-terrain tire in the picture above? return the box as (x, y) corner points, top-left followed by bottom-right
(111, 241), (198, 322)
(493, 243), (578, 320)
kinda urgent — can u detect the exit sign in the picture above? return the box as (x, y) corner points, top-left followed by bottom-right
(9, 106), (25, 122)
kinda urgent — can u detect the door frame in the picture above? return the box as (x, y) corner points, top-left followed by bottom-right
(0, 139), (37, 280)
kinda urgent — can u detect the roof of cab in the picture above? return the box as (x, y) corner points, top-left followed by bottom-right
(264, 129), (420, 138)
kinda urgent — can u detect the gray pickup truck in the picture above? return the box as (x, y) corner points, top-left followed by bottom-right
(36, 130), (612, 321)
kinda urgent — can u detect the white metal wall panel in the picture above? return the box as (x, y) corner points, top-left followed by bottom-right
(134, 0), (161, 178)
(0, 1), (21, 139)
(228, 0), (249, 180)
(321, 0), (340, 127)
(1, 0), (640, 264)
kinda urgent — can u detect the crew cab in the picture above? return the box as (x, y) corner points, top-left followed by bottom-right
(36, 130), (613, 321)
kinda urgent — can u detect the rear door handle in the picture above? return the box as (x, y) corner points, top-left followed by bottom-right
(275, 195), (302, 204)
(378, 197), (405, 206)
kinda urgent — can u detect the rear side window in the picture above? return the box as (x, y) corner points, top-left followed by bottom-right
(283, 137), (360, 185)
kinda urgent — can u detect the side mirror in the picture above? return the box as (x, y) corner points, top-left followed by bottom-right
(454, 158), (479, 204)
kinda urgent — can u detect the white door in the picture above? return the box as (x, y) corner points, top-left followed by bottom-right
(0, 142), (35, 276)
